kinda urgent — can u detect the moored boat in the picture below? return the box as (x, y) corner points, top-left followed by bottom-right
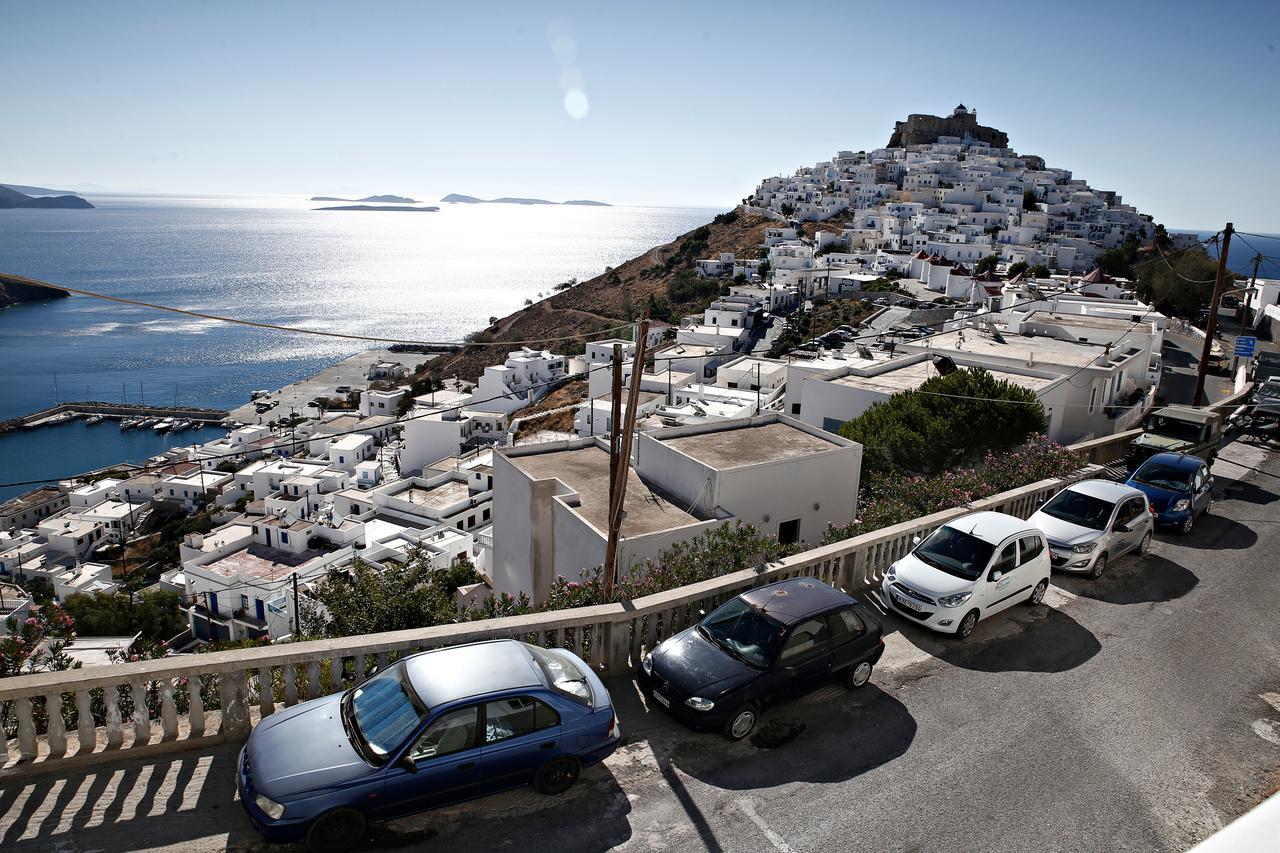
(120, 418), (141, 430)
(85, 414), (106, 425)
(170, 418), (192, 432)
(153, 418), (174, 432)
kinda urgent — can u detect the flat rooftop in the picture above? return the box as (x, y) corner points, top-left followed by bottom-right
(202, 543), (324, 582)
(401, 480), (471, 510)
(907, 329), (1103, 368)
(511, 445), (704, 537)
(833, 361), (1058, 395)
(660, 421), (840, 470)
(1, 487), (64, 514)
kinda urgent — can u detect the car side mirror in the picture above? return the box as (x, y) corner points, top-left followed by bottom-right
(912, 536), (922, 546)
(698, 609), (706, 618)
(397, 754), (418, 774)
(990, 570), (1003, 582)
(1114, 522), (1130, 533)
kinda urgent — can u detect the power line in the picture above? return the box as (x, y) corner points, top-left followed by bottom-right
(0, 272), (636, 347)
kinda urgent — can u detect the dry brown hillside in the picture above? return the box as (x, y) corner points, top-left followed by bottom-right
(421, 210), (777, 382)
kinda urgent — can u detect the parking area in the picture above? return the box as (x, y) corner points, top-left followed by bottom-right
(1, 441), (1276, 853)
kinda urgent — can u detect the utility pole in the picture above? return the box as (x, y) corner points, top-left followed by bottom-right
(1241, 252), (1263, 332)
(604, 317), (650, 601)
(605, 344), (624, 594)
(1193, 223), (1233, 407)
(292, 572), (301, 635)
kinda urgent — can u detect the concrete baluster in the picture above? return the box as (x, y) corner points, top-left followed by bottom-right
(220, 669), (250, 738)
(105, 686), (124, 749)
(44, 692), (67, 758)
(187, 676), (205, 737)
(258, 667), (275, 717)
(283, 664), (298, 706)
(15, 696), (38, 760)
(76, 689), (96, 753)
(158, 680), (178, 741)
(129, 677), (150, 746)
(307, 660), (321, 698)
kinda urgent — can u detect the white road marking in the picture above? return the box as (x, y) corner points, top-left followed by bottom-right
(1251, 719), (1280, 746)
(1260, 692), (1280, 714)
(736, 797), (794, 853)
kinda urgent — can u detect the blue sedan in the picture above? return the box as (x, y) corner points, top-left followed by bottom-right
(238, 640), (621, 852)
(1126, 451), (1214, 534)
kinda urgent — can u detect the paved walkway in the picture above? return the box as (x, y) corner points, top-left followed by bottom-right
(2, 441), (1276, 852)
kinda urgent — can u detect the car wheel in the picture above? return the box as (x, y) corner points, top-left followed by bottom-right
(534, 755), (581, 795)
(846, 660), (873, 690)
(1027, 579), (1049, 605)
(722, 703), (759, 741)
(1088, 553), (1108, 580)
(956, 609), (979, 639)
(1181, 513), (1195, 535)
(306, 808), (366, 853)
(1136, 531), (1152, 555)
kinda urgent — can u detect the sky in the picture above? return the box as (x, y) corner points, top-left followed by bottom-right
(4, 0), (1279, 230)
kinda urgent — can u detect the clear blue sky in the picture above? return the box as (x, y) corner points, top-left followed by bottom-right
(5, 0), (1278, 229)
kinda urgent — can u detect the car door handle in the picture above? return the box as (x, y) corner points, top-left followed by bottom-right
(540, 741), (556, 750)
(456, 761), (475, 770)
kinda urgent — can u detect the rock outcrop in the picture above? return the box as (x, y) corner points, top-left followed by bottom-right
(0, 274), (70, 309)
(888, 112), (1009, 149)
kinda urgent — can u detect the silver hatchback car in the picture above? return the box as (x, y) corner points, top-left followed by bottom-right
(1028, 479), (1154, 578)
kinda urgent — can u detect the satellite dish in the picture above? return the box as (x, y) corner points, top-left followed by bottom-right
(933, 355), (957, 376)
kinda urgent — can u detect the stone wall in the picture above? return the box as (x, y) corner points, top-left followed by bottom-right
(888, 113), (1009, 149)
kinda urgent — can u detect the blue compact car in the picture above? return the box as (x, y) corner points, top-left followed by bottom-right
(238, 640), (621, 852)
(1126, 451), (1214, 534)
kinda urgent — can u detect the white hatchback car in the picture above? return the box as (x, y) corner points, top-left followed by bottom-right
(881, 511), (1052, 639)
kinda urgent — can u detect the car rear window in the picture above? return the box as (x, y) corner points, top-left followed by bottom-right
(527, 645), (592, 705)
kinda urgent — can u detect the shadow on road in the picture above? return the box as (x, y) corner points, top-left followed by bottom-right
(891, 605), (1101, 674)
(1174, 513), (1258, 551)
(1054, 554), (1199, 605)
(660, 684), (915, 791)
(1217, 478), (1279, 506)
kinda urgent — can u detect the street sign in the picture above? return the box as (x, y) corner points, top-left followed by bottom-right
(1234, 336), (1257, 357)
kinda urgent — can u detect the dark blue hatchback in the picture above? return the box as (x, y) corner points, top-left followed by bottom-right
(1126, 451), (1214, 534)
(238, 640), (620, 852)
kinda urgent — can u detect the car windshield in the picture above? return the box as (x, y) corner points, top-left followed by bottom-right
(698, 597), (786, 669)
(914, 525), (997, 581)
(1038, 489), (1115, 531)
(345, 664), (427, 761)
(526, 644), (592, 704)
(1257, 383), (1280, 399)
(1144, 416), (1202, 443)
(1132, 462), (1193, 491)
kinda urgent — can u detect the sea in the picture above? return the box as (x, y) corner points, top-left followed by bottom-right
(0, 194), (720, 500)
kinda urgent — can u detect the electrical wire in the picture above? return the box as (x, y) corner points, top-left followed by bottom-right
(0, 272), (636, 347)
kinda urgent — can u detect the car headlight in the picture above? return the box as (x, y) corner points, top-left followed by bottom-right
(886, 563), (896, 581)
(254, 793), (285, 820)
(1172, 499), (1191, 512)
(684, 696), (715, 711)
(1071, 542), (1097, 554)
(937, 591), (971, 608)
(640, 651), (653, 675)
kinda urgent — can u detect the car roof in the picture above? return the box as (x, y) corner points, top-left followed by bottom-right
(943, 511), (1036, 544)
(1062, 478), (1144, 502)
(1140, 452), (1205, 471)
(739, 577), (854, 626)
(1151, 405), (1219, 425)
(403, 639), (545, 709)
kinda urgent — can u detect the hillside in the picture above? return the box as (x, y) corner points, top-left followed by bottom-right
(420, 210), (775, 382)
(0, 273), (70, 309)
(0, 185), (94, 209)
(1, 183), (81, 197)
(309, 194), (418, 203)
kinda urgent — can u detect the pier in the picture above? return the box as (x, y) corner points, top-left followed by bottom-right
(5, 401), (230, 434)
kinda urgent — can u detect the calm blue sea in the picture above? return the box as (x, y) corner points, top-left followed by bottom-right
(0, 195), (719, 500)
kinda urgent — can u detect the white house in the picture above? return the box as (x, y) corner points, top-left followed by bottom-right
(474, 348), (569, 415)
(360, 387), (406, 417)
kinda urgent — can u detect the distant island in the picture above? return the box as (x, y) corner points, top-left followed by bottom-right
(441, 193), (610, 207)
(0, 273), (70, 309)
(313, 204), (439, 212)
(309, 194), (419, 203)
(0, 185), (94, 210)
(1, 183), (82, 197)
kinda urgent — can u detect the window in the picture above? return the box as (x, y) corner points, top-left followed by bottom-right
(527, 646), (593, 704)
(410, 706), (478, 761)
(827, 608), (866, 645)
(779, 618), (828, 663)
(791, 403), (801, 415)
(1018, 535), (1044, 564)
(991, 542), (1018, 576)
(822, 417), (844, 434)
(240, 594), (249, 610)
(280, 531), (289, 544)
(778, 518), (801, 545)
(482, 508), (491, 521)
(484, 696), (560, 744)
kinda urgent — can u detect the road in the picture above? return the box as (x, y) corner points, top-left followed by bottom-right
(1, 442), (1276, 852)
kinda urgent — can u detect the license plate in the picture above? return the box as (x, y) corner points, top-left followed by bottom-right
(652, 691), (670, 709)
(893, 591), (923, 613)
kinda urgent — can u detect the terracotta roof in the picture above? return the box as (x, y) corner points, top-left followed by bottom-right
(951, 263), (970, 275)
(914, 250), (930, 259)
(1081, 267), (1114, 283)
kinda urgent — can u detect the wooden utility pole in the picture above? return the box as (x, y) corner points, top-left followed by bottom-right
(603, 318), (651, 600)
(1241, 252), (1263, 332)
(604, 344), (624, 597)
(1193, 223), (1233, 406)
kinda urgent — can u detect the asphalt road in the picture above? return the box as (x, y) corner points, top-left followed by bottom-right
(2, 441), (1276, 853)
